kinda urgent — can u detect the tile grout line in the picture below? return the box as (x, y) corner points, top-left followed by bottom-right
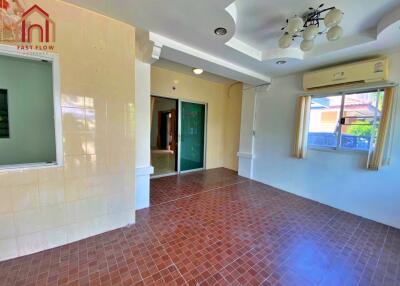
(147, 215), (190, 285)
(121, 230), (146, 284)
(156, 226), (193, 285)
(207, 192), (298, 285)
(151, 178), (253, 285)
(362, 226), (390, 286)
(172, 262), (189, 285)
(258, 201), (343, 285)
(150, 179), (250, 208)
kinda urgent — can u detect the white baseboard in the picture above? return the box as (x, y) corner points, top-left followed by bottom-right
(237, 152), (254, 159)
(136, 165), (154, 176)
(237, 153), (253, 179)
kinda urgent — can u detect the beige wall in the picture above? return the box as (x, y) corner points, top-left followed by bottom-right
(151, 66), (242, 170)
(224, 83), (243, 171)
(0, 0), (135, 261)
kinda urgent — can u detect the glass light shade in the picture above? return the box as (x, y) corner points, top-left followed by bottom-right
(324, 8), (343, 28)
(279, 34), (292, 49)
(303, 25), (319, 40)
(287, 16), (304, 34)
(326, 25), (343, 41)
(300, 39), (314, 52)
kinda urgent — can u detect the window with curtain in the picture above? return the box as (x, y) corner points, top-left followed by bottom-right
(293, 87), (396, 170)
(308, 89), (384, 152)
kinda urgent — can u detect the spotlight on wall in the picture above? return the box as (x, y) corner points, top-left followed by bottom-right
(193, 68), (204, 75)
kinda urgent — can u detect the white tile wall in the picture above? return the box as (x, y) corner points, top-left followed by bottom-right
(0, 0), (136, 262)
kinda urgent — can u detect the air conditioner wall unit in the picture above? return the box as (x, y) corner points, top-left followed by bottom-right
(303, 58), (388, 91)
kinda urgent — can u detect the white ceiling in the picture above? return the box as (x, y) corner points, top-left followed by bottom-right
(64, 0), (400, 83)
(235, 0), (399, 50)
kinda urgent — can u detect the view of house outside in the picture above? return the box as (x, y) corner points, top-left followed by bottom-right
(309, 91), (384, 151)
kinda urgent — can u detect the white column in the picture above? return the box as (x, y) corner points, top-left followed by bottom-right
(135, 59), (154, 210)
(237, 84), (270, 178)
(237, 84), (256, 178)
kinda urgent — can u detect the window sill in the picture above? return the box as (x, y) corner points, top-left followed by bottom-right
(308, 147), (369, 155)
(0, 162), (61, 172)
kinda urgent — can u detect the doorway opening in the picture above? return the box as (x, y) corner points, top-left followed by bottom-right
(151, 96), (178, 176)
(151, 96), (207, 177)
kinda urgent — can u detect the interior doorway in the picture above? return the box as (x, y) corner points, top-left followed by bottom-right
(151, 96), (178, 176)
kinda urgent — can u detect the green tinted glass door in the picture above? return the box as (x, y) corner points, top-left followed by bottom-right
(179, 101), (205, 172)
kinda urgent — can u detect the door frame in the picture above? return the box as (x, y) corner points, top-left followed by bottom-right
(150, 95), (179, 178)
(177, 99), (208, 174)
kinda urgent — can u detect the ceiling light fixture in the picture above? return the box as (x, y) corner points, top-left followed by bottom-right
(278, 4), (344, 52)
(193, 68), (204, 75)
(214, 27), (227, 36)
(276, 60), (287, 65)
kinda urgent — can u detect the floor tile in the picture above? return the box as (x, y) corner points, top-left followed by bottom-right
(0, 168), (399, 286)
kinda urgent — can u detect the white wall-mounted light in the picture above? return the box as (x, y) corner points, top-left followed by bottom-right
(193, 68), (204, 75)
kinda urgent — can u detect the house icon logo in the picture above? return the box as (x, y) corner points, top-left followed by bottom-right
(20, 4), (56, 43)
(1, 2), (56, 47)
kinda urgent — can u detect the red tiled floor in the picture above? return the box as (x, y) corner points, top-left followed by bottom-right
(150, 168), (248, 206)
(1, 168), (400, 285)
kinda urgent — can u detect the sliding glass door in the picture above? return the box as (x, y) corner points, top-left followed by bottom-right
(179, 101), (206, 172)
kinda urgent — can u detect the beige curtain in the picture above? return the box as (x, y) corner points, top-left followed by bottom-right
(368, 87), (395, 170)
(293, 95), (311, 159)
